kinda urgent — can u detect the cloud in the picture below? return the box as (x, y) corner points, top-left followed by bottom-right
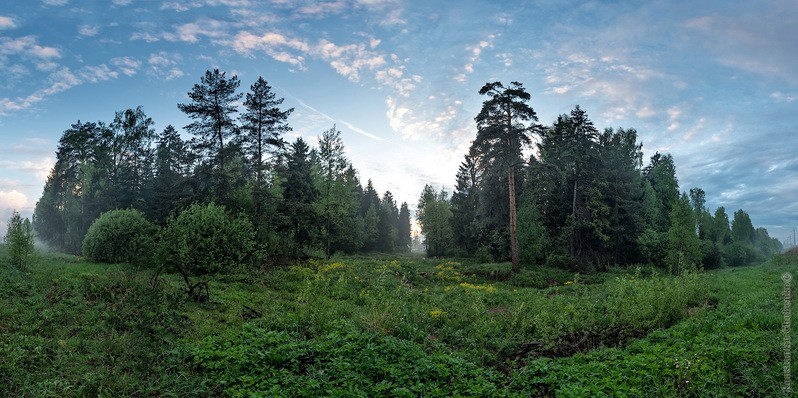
(684, 7), (798, 84)
(0, 16), (15, 29)
(230, 31), (391, 82)
(112, 0), (133, 5)
(0, 36), (62, 59)
(160, 1), (203, 12)
(0, 190), (29, 212)
(78, 25), (99, 37)
(295, 0), (347, 17)
(147, 51), (183, 80)
(111, 56), (141, 76)
(42, 0), (68, 5)
(0, 64), (123, 115)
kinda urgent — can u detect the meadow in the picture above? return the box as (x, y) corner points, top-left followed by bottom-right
(1, 248), (796, 397)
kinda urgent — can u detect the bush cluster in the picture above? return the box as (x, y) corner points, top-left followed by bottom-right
(159, 203), (255, 276)
(81, 209), (156, 265)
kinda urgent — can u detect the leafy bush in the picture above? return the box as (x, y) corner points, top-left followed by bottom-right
(4, 211), (35, 270)
(723, 242), (757, 267)
(81, 209), (157, 265)
(158, 203), (255, 300)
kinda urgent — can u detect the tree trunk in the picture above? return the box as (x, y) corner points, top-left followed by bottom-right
(571, 178), (577, 259)
(508, 165), (519, 273)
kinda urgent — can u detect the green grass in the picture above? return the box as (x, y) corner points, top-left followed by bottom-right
(1, 246), (796, 397)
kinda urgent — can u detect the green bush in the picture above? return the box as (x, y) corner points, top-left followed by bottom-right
(4, 211), (35, 270)
(81, 209), (157, 265)
(159, 203), (255, 278)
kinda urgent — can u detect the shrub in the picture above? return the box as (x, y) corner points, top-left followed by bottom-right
(158, 203), (255, 300)
(4, 211), (35, 270)
(81, 209), (157, 265)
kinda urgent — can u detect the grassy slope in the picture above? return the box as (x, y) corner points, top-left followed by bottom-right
(0, 249), (795, 397)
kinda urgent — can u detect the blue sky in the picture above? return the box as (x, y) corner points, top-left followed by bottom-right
(0, 0), (796, 245)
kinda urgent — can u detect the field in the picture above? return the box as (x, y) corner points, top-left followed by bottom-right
(1, 249), (796, 397)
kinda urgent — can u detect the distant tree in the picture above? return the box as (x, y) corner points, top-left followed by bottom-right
(107, 106), (156, 210)
(315, 125), (354, 258)
(149, 125), (193, 224)
(665, 193), (702, 273)
(178, 69), (243, 205)
(396, 202), (412, 252)
(279, 138), (318, 257)
(472, 81), (538, 273)
(416, 185), (453, 258)
(239, 76), (292, 235)
(598, 127), (645, 265)
(450, 150), (481, 256)
(5, 211), (35, 270)
(377, 191), (399, 252)
(643, 153), (679, 231)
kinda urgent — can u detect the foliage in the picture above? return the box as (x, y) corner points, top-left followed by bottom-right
(158, 203), (255, 300)
(416, 185), (453, 257)
(1, 252), (793, 396)
(4, 210), (35, 270)
(81, 209), (157, 265)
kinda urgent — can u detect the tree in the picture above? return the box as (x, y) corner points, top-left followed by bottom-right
(315, 125), (355, 258)
(377, 191), (399, 252)
(178, 69), (243, 205)
(149, 125), (193, 224)
(451, 150), (481, 256)
(665, 193), (702, 274)
(5, 211), (35, 270)
(416, 185), (453, 258)
(396, 202), (412, 252)
(157, 203), (254, 301)
(473, 81), (538, 272)
(239, 76), (292, 234)
(598, 127), (645, 265)
(279, 138), (318, 257)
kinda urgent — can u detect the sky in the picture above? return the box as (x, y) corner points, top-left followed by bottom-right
(0, 0), (796, 246)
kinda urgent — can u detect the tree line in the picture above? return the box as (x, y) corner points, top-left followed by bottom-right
(33, 69), (412, 260)
(417, 82), (782, 272)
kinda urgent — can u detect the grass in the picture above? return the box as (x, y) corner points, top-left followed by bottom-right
(1, 246), (796, 397)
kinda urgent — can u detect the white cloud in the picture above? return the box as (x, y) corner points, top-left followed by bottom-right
(164, 19), (228, 42)
(147, 51), (183, 80)
(0, 157), (53, 181)
(0, 36), (61, 59)
(0, 190), (28, 212)
(78, 25), (99, 37)
(0, 16), (16, 29)
(42, 0), (68, 5)
(113, 0), (133, 5)
(0, 63), (124, 115)
(111, 56), (141, 76)
(771, 91), (795, 103)
(160, 1), (202, 12)
(79, 64), (118, 83)
(296, 0), (347, 17)
(229, 31), (393, 82)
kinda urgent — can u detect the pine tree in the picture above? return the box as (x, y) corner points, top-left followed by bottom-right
(178, 69), (242, 205)
(473, 81), (538, 272)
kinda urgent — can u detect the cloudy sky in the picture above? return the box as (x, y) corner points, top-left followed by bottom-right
(0, 0), (796, 245)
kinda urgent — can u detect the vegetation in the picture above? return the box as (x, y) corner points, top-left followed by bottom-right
(0, 250), (794, 396)
(33, 69), (412, 261)
(418, 82), (782, 272)
(3, 211), (35, 270)
(157, 203), (255, 301)
(81, 209), (156, 265)
(14, 72), (790, 395)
